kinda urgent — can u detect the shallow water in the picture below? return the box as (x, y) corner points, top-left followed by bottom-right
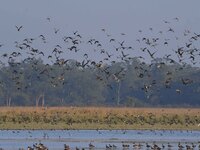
(0, 130), (199, 150)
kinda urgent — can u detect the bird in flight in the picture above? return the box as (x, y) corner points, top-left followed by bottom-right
(173, 17), (179, 21)
(147, 49), (157, 59)
(0, 43), (4, 47)
(163, 20), (170, 24)
(168, 27), (174, 32)
(15, 25), (23, 31)
(54, 28), (59, 34)
(46, 17), (51, 22)
(176, 89), (181, 94)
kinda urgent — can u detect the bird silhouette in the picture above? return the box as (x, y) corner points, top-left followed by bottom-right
(147, 49), (157, 59)
(54, 28), (59, 34)
(0, 43), (4, 47)
(15, 25), (23, 31)
(174, 17), (179, 21)
(168, 27), (174, 32)
(46, 17), (51, 22)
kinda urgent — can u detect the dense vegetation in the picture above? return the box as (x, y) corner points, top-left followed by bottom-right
(0, 107), (199, 130)
(0, 57), (199, 107)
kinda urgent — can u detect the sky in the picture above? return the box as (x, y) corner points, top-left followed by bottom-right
(0, 0), (200, 65)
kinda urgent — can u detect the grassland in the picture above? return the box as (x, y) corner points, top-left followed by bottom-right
(0, 107), (200, 130)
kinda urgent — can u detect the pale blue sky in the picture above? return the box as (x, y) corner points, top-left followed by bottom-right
(1, 0), (200, 33)
(0, 0), (200, 65)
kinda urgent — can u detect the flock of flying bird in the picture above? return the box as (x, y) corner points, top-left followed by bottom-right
(0, 17), (200, 95)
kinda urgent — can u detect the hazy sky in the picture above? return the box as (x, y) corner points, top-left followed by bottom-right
(0, 0), (200, 64)
(1, 0), (200, 33)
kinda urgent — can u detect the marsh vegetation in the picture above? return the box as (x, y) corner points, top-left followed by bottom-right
(0, 107), (199, 130)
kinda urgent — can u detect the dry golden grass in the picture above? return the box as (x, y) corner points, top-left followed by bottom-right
(0, 106), (199, 114)
(0, 107), (199, 130)
(0, 107), (197, 116)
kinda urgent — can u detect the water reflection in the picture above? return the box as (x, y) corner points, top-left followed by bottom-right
(0, 130), (199, 150)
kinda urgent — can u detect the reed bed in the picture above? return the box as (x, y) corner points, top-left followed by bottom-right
(0, 107), (199, 130)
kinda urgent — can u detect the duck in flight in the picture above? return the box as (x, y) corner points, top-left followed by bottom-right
(15, 25), (23, 31)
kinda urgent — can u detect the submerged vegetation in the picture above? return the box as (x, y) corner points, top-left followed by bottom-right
(0, 107), (199, 130)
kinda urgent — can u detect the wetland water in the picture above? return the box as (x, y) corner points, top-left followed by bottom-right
(0, 130), (200, 150)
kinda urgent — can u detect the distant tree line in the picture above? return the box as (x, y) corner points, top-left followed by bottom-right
(0, 57), (199, 107)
